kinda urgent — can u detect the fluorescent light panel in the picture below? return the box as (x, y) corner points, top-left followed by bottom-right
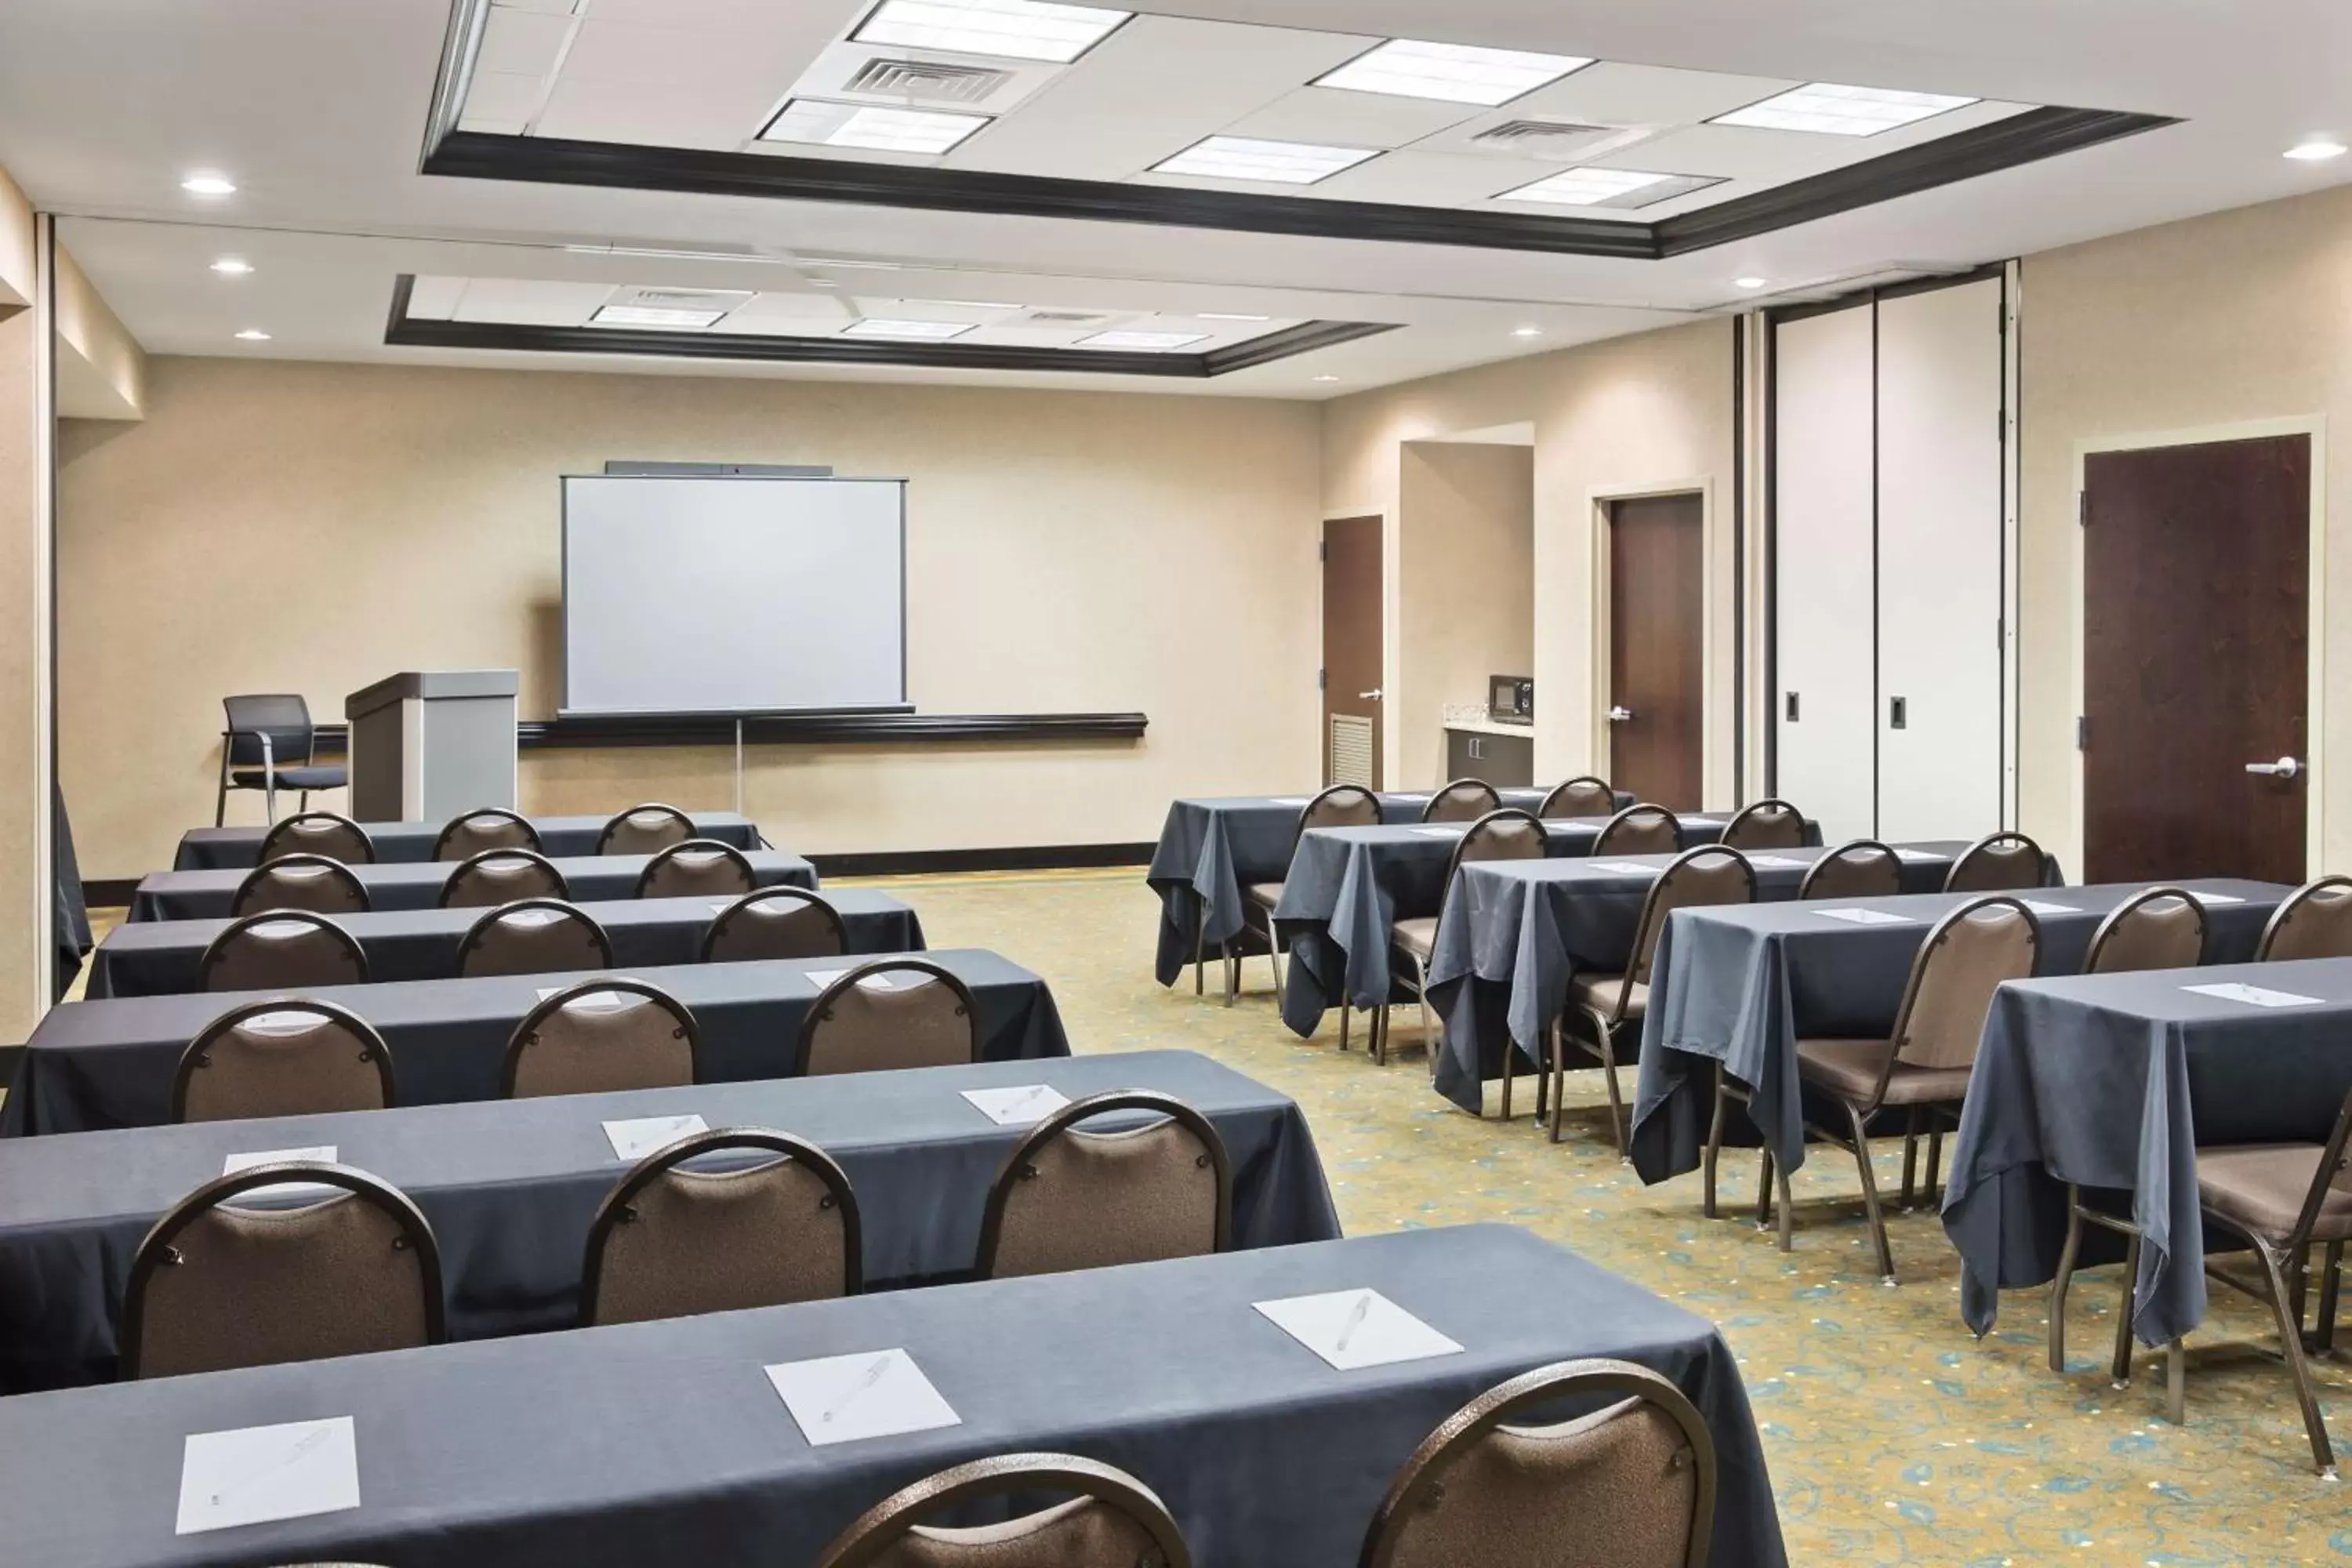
(764, 100), (988, 155)
(853, 0), (1131, 64)
(844, 318), (974, 339)
(1502, 166), (1671, 205)
(1315, 38), (1590, 107)
(902, 297), (1023, 310)
(1152, 136), (1376, 186)
(1714, 82), (1976, 136)
(1081, 330), (1206, 350)
(593, 304), (728, 329)
(1196, 312), (1271, 321)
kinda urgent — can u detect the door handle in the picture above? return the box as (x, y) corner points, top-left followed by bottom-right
(1358, 689), (1383, 702)
(2246, 757), (2305, 780)
(1607, 706), (1635, 723)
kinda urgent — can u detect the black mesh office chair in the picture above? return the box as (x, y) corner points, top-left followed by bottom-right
(216, 695), (347, 826)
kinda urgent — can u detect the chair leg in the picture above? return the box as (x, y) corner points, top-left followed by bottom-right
(1925, 1127), (1946, 1204)
(1414, 956), (1432, 1066)
(2049, 1189), (2085, 1372)
(214, 753), (230, 828)
(1500, 1032), (1515, 1121)
(1192, 906), (1206, 996)
(1755, 1147), (1775, 1229)
(1548, 1025), (1566, 1144)
(1845, 1102), (1896, 1284)
(1777, 1162), (1795, 1252)
(2111, 1230), (2144, 1387)
(1596, 1022), (1628, 1159)
(1267, 926), (1283, 996)
(2321, 1241), (2343, 1354)
(1900, 1109), (1921, 1211)
(2165, 1338), (2186, 1427)
(2249, 1240), (2338, 1478)
(1703, 1065), (1728, 1220)
(299, 789), (310, 812)
(1338, 1003), (1351, 1052)
(1222, 942), (1237, 1006)
(1372, 1004), (1388, 1066)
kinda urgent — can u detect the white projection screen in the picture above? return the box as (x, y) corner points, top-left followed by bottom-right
(561, 475), (907, 715)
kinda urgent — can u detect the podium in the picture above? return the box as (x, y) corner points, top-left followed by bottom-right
(345, 670), (519, 823)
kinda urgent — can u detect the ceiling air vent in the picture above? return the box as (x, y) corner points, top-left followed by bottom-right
(1468, 120), (1618, 158)
(844, 57), (1018, 105)
(1018, 309), (1116, 325)
(617, 288), (753, 310)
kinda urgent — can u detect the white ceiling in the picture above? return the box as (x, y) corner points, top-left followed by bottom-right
(3, 0), (2350, 399)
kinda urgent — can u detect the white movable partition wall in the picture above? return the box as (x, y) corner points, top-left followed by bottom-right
(1772, 275), (2008, 845)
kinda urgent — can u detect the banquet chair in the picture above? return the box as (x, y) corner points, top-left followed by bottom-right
(815, 1454), (1192, 1568)
(120, 1163), (444, 1379)
(1538, 776), (1616, 821)
(976, 1091), (1230, 1279)
(797, 960), (980, 1077)
(216, 695), (347, 827)
(702, 887), (848, 962)
(2254, 875), (2352, 963)
(596, 802), (697, 856)
(1720, 799), (1806, 851)
(1380, 808), (1546, 1071)
(433, 807), (539, 862)
(174, 999), (395, 1122)
(1943, 832), (2046, 894)
(1796, 840), (1903, 901)
(1230, 783), (1379, 1011)
(439, 848), (569, 909)
(231, 854), (369, 917)
(258, 810), (373, 866)
(454, 898), (612, 979)
(198, 910), (368, 993)
(579, 1129), (859, 1326)
(1423, 779), (1502, 823)
(636, 838), (757, 900)
(502, 978), (699, 1098)
(2083, 886), (2207, 974)
(1590, 804), (1680, 858)
(1558, 848), (1755, 1152)
(1360, 1359), (1715, 1568)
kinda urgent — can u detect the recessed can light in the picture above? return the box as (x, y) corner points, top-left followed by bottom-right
(1512, 325), (1544, 338)
(210, 257), (253, 276)
(2286, 139), (2347, 162)
(1734, 277), (1769, 290)
(1312, 374), (1341, 383)
(181, 172), (238, 196)
(233, 328), (270, 341)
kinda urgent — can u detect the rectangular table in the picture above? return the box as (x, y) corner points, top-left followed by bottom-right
(129, 849), (818, 923)
(1283, 812), (1818, 1045)
(1944, 954), (2352, 1347)
(89, 887), (914, 1000)
(1629, 879), (2284, 1189)
(172, 811), (766, 872)
(0, 1225), (1783, 1568)
(0, 1050), (1339, 1392)
(6, 949), (1064, 1138)
(1146, 788), (1572, 987)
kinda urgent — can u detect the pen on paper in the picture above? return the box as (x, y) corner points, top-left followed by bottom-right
(1334, 1292), (1373, 1353)
(821, 1356), (895, 1424)
(208, 1427), (332, 1508)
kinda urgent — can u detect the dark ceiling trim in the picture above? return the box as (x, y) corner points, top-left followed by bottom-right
(383, 278), (1394, 376)
(270, 711), (1148, 754)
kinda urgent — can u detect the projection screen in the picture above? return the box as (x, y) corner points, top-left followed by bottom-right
(561, 475), (907, 715)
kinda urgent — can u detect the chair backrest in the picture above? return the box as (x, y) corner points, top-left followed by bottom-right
(230, 854), (369, 918)
(120, 1163), (444, 1381)
(440, 847), (571, 909)
(1617, 848), (1756, 1000)
(579, 1128), (859, 1326)
(816, 1454), (1192, 1568)
(1796, 840), (1904, 902)
(1943, 831), (2045, 894)
(702, 887), (848, 963)
(1360, 1359), (1715, 1568)
(455, 898), (613, 979)
(1299, 782), (1381, 833)
(597, 802), (698, 857)
(502, 978), (699, 1098)
(2256, 875), (2352, 963)
(1423, 779), (1502, 824)
(221, 695), (316, 768)
(1538, 776), (1615, 821)
(797, 960), (982, 1077)
(1886, 897), (2039, 1077)
(174, 999), (395, 1123)
(259, 811), (373, 866)
(2283, 1086), (2352, 1251)
(433, 808), (540, 862)
(198, 911), (369, 993)
(637, 838), (758, 900)
(1592, 804), (1681, 858)
(1436, 809), (1548, 925)
(2084, 887), (2208, 975)
(1720, 799), (1805, 851)
(978, 1091), (1231, 1280)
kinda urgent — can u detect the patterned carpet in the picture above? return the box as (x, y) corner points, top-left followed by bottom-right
(844, 867), (2352, 1567)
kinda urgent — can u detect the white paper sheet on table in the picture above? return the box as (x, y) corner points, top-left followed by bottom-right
(1744, 855), (1809, 869)
(1588, 862), (1658, 876)
(535, 984), (640, 1008)
(803, 968), (906, 993)
(1893, 848), (1947, 863)
(1266, 797), (1312, 807)
(1410, 826), (1465, 838)
(220, 1146), (341, 1205)
(176, 1417), (361, 1536)
(767, 1349), (960, 1446)
(2182, 982), (2325, 1009)
(2019, 899), (2077, 916)
(961, 1084), (1071, 1127)
(2189, 891), (2245, 906)
(1254, 1288), (1463, 1371)
(1682, 817), (1722, 830)
(1816, 908), (1915, 926)
(604, 1113), (709, 1161)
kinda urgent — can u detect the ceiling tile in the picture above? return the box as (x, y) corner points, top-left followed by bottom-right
(452, 278), (617, 326)
(557, 17), (797, 89)
(1506, 61), (1801, 127)
(474, 6), (574, 78)
(459, 70), (546, 128)
(1308, 147), (1543, 206)
(492, 0), (583, 13)
(1220, 85), (1484, 149)
(729, 292), (856, 322)
(402, 275), (467, 321)
(534, 74), (773, 150)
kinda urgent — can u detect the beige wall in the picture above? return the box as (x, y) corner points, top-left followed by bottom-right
(2019, 183), (2352, 877)
(54, 248), (145, 420)
(59, 357), (1323, 879)
(1396, 441), (1532, 787)
(0, 165), (45, 1036)
(1323, 320), (1739, 803)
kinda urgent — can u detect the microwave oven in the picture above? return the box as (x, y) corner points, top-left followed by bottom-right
(1488, 676), (1534, 724)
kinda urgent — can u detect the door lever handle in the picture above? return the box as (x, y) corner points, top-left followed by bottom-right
(2246, 757), (2304, 780)
(1357, 689), (1383, 702)
(1607, 706), (1635, 723)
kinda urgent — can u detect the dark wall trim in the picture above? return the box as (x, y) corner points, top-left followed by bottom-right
(240, 711), (1147, 758)
(812, 841), (1152, 879)
(384, 284), (1393, 376)
(419, 107), (2174, 261)
(83, 880), (136, 909)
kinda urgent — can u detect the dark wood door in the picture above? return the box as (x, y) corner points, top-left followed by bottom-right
(2084, 435), (2309, 884)
(1323, 516), (1383, 789)
(1610, 493), (1705, 808)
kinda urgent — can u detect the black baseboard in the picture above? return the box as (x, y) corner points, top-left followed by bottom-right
(85, 878), (136, 909)
(814, 843), (1152, 879)
(0, 1044), (19, 1080)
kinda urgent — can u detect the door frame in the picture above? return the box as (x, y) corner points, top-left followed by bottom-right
(2068, 415), (2328, 877)
(1588, 478), (1719, 801)
(1319, 513), (1387, 789)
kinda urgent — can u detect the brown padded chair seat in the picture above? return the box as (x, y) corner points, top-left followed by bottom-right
(1392, 916), (1440, 960)
(1569, 974), (1647, 1018)
(1795, 1037), (1973, 1106)
(1245, 881), (1285, 909)
(2197, 1144), (2352, 1242)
